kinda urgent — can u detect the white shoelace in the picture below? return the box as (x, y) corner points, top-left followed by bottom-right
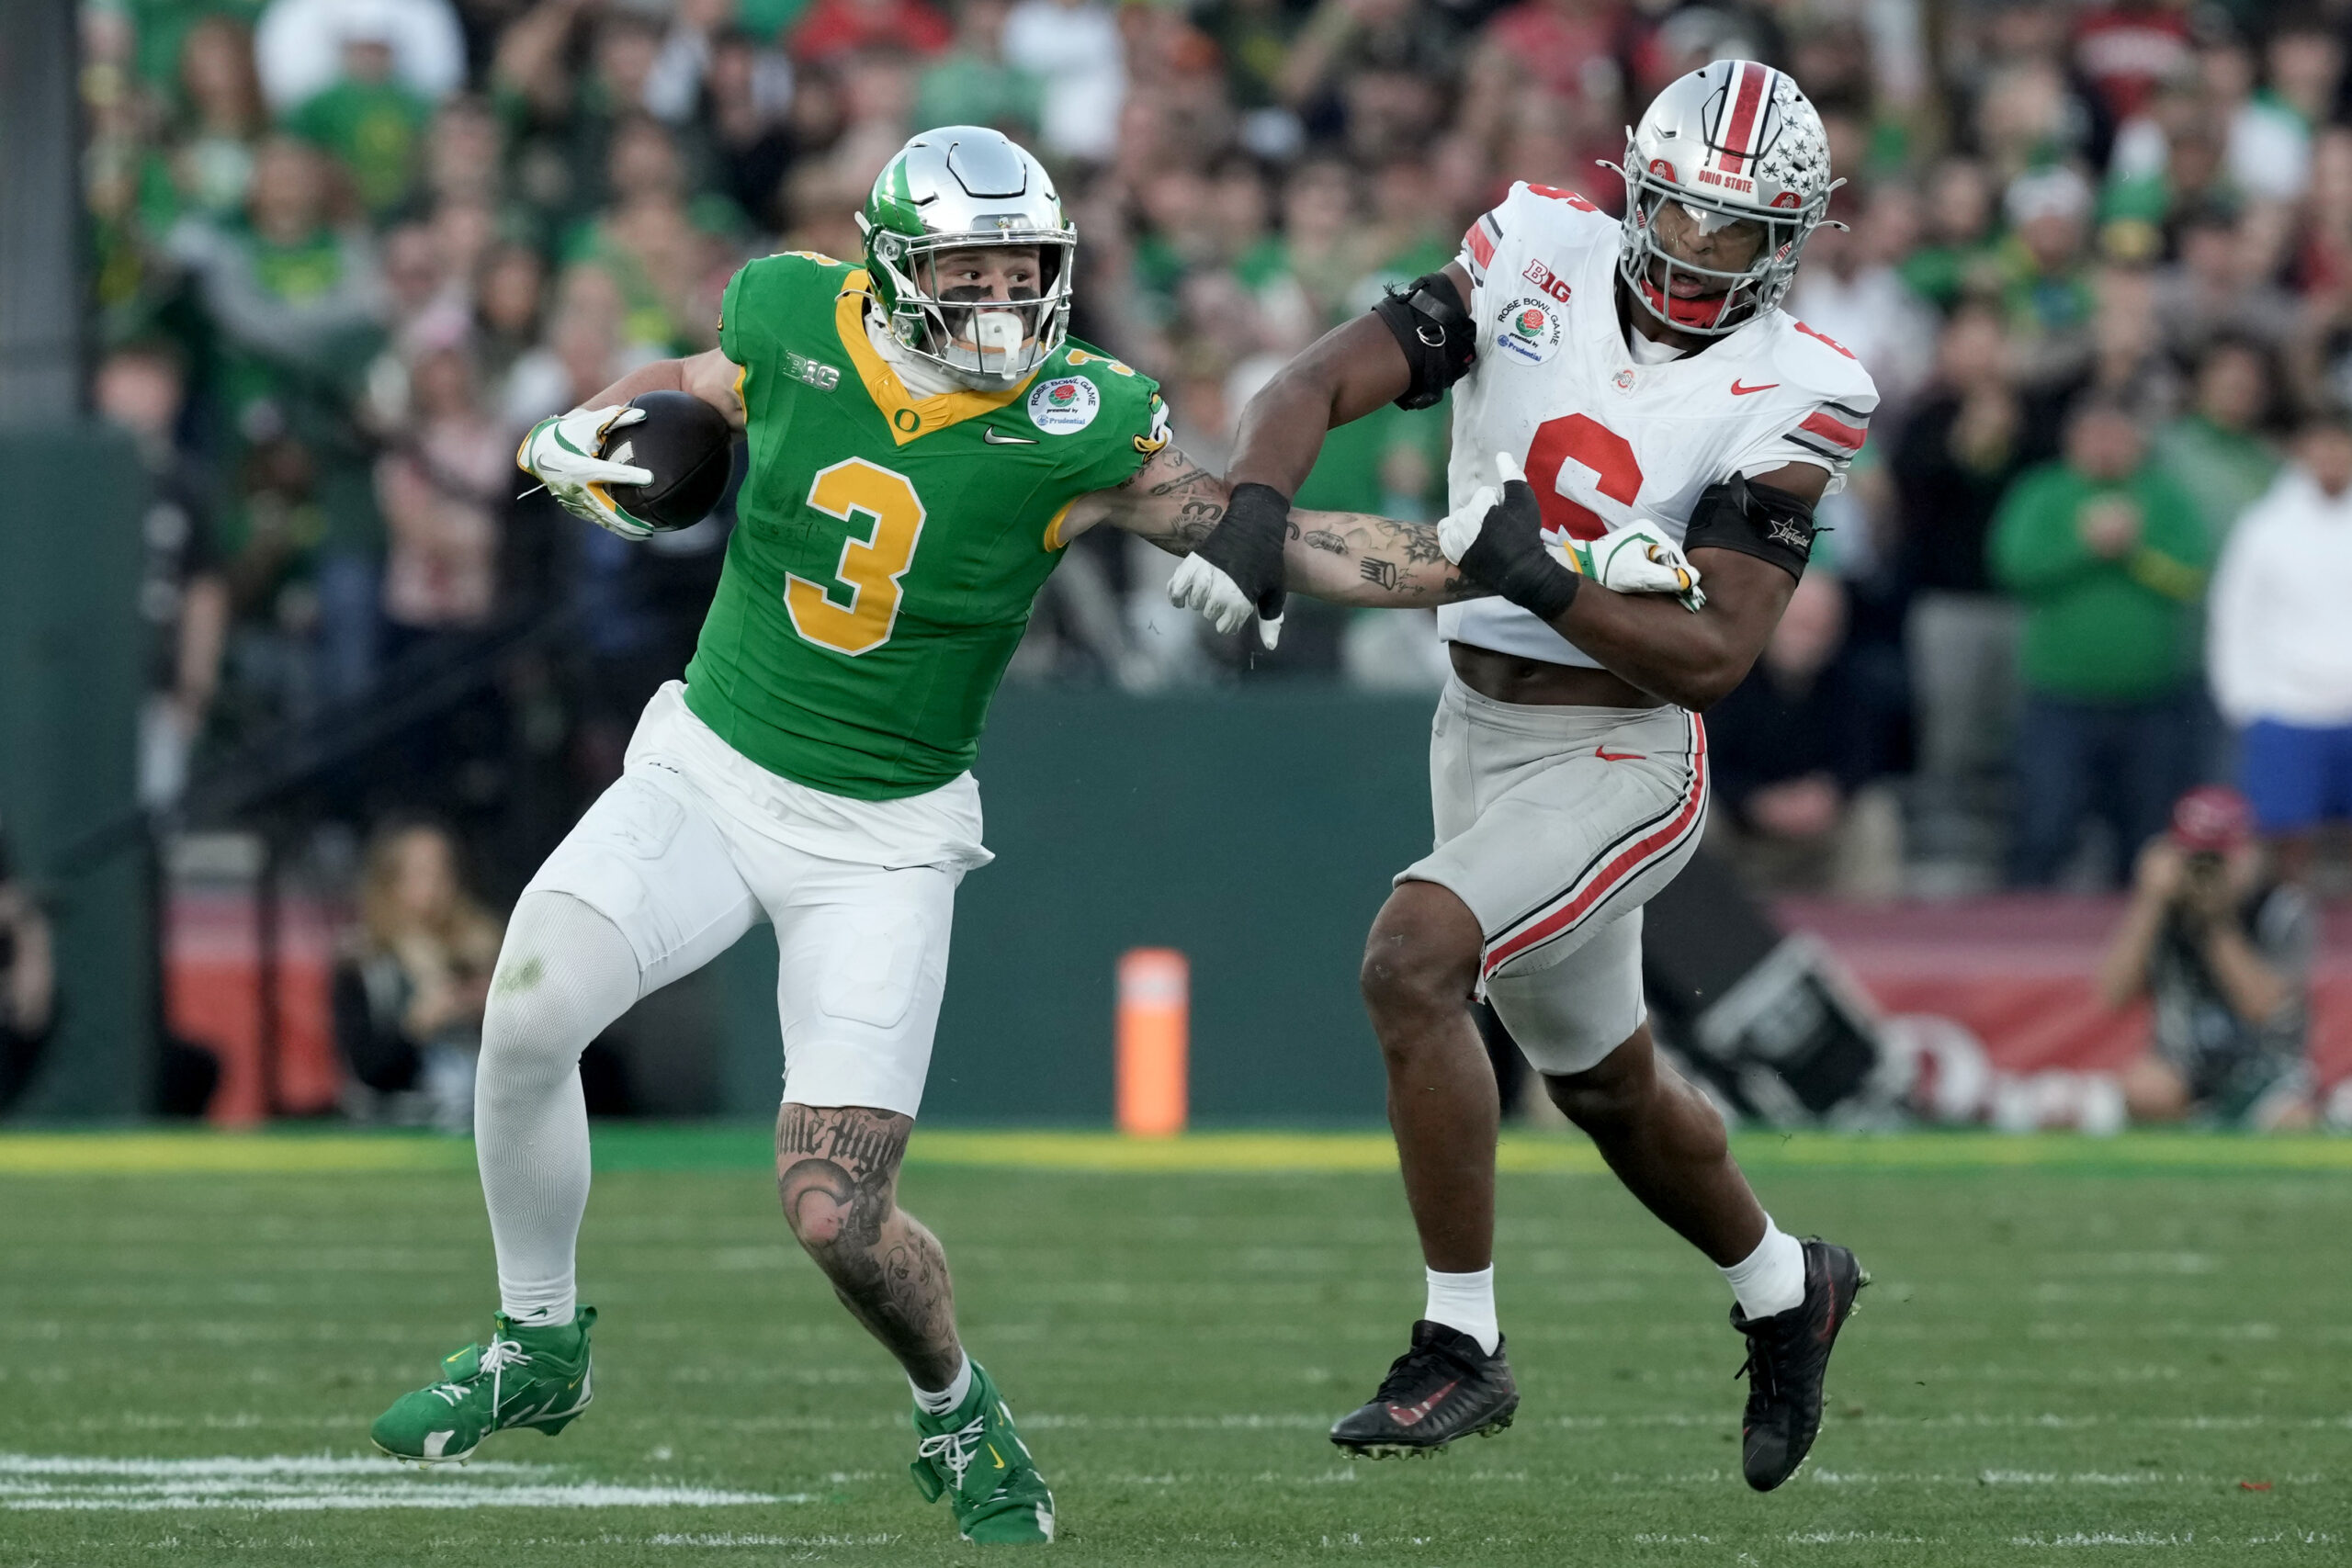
(435, 1336), (529, 1419)
(916, 1414), (988, 1494)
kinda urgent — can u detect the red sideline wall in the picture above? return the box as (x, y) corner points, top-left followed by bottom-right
(1778, 896), (2352, 1087)
(166, 891), (341, 1125)
(164, 890), (2352, 1125)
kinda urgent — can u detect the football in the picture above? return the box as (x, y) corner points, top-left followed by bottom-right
(604, 389), (734, 531)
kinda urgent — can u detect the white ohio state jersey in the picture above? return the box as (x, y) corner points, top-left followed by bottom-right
(1438, 181), (1879, 669)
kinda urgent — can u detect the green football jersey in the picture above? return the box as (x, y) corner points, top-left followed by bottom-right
(684, 252), (1168, 799)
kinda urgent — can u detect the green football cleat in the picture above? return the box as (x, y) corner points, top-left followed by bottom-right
(370, 1307), (596, 1463)
(908, 1362), (1056, 1543)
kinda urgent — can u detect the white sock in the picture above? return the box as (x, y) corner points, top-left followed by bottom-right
(1423, 1266), (1500, 1355)
(1720, 1220), (1807, 1320)
(911, 1355), (973, 1416)
(477, 893), (644, 1328)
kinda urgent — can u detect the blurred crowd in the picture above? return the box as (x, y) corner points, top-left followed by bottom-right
(78, 0), (2352, 906)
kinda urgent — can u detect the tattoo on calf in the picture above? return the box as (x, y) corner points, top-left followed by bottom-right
(775, 1105), (961, 1387)
(778, 1102), (907, 1174)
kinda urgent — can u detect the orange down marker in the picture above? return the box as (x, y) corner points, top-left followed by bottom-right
(1115, 948), (1189, 1137)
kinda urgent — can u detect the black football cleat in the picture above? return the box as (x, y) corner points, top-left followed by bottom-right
(1330, 1320), (1520, 1459)
(1730, 1237), (1868, 1491)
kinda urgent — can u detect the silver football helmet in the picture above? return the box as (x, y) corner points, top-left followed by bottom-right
(1614, 60), (1837, 336)
(858, 126), (1076, 385)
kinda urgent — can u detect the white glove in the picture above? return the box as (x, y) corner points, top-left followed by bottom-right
(1436, 481), (1498, 565)
(1166, 553), (1283, 649)
(1580, 523), (1708, 611)
(518, 405), (655, 540)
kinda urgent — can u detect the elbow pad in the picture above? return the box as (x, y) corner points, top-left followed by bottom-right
(1372, 272), (1476, 411)
(1680, 475), (1819, 581)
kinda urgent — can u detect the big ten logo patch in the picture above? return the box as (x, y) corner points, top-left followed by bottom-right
(1520, 257), (1572, 303)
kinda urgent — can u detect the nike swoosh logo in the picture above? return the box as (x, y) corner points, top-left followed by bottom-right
(1729, 380), (1779, 396)
(1385, 1379), (1459, 1427)
(983, 429), (1036, 445)
(1595, 746), (1645, 762)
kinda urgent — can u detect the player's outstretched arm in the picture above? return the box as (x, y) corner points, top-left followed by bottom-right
(1057, 441), (1231, 554)
(1227, 262), (1469, 494)
(1062, 444), (1479, 607)
(1279, 510), (1486, 607)
(1166, 262), (1475, 642)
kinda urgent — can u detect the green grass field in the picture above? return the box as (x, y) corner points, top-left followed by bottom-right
(3, 1129), (2347, 1566)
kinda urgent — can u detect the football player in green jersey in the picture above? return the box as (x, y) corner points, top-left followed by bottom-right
(370, 126), (1472, 1544)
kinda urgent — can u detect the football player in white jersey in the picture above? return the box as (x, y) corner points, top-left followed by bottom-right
(1172, 61), (1875, 1488)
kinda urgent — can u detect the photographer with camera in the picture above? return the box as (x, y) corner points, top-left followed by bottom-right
(0, 821), (57, 1112)
(2098, 787), (2315, 1129)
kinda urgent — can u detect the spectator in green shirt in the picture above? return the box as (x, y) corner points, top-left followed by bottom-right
(1993, 394), (2213, 886)
(1896, 155), (2003, 310)
(914, 0), (1043, 140)
(283, 20), (432, 220)
(2153, 334), (2282, 550)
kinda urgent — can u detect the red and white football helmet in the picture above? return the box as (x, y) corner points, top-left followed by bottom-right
(1614, 59), (1836, 335)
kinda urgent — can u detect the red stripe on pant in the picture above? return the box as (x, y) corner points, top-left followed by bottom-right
(1481, 715), (1710, 977)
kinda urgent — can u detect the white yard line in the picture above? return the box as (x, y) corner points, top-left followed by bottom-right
(0, 1454), (789, 1512)
(0, 1454), (551, 1477)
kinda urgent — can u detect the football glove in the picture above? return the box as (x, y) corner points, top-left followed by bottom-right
(1440, 454), (1705, 615)
(1167, 482), (1289, 649)
(1575, 518), (1708, 612)
(518, 405), (657, 541)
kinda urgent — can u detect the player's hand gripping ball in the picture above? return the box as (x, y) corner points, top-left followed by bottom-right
(1440, 453), (1705, 613)
(520, 391), (734, 540)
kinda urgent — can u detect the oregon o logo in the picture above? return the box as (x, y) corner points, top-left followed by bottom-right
(1494, 295), (1564, 366)
(893, 406), (921, 433)
(1026, 376), (1101, 434)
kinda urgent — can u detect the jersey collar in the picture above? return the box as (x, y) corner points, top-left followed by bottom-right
(835, 271), (1037, 445)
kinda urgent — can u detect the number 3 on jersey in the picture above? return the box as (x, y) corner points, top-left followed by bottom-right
(786, 457), (927, 655)
(1525, 413), (1643, 541)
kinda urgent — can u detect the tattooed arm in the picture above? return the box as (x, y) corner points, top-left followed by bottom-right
(1281, 510), (1487, 608)
(1057, 444), (1486, 607)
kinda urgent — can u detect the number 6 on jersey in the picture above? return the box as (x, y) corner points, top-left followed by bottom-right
(786, 457), (928, 656)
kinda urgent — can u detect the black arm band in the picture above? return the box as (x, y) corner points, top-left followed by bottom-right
(1680, 475), (1820, 581)
(1371, 272), (1476, 411)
